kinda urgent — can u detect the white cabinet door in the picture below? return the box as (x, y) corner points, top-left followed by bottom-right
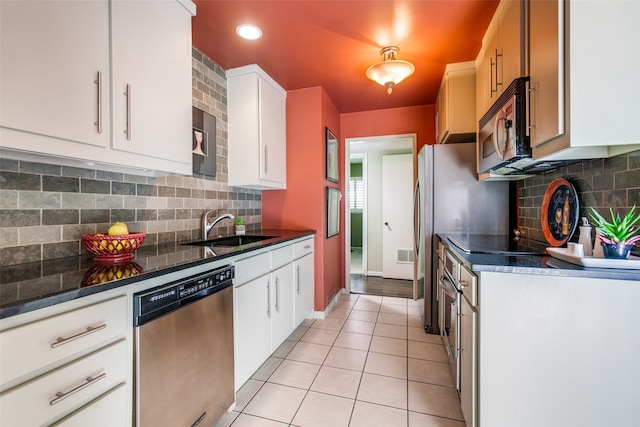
(0, 0), (109, 148)
(258, 77), (287, 184)
(529, 0), (563, 149)
(529, 0), (640, 160)
(498, 0), (523, 94)
(294, 253), (315, 326)
(110, 0), (192, 167)
(234, 274), (272, 390)
(437, 63), (476, 144)
(475, 0), (523, 118)
(460, 294), (477, 427)
(270, 263), (294, 351)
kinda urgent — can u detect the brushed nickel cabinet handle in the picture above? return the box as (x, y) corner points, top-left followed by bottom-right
(266, 281), (271, 317)
(275, 277), (280, 312)
(304, 245), (311, 249)
(263, 146), (268, 174)
(495, 49), (503, 89)
(49, 373), (106, 406)
(94, 71), (102, 133)
(490, 57), (496, 95)
(51, 323), (107, 348)
(124, 84), (131, 140)
(296, 265), (301, 294)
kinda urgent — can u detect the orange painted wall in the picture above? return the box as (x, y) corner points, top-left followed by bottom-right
(263, 98), (435, 311)
(341, 105), (436, 150)
(262, 87), (343, 311)
(321, 89), (343, 307)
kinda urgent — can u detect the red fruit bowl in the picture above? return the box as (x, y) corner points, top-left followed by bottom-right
(81, 232), (146, 262)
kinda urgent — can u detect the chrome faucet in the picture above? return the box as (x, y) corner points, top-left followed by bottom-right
(202, 211), (235, 240)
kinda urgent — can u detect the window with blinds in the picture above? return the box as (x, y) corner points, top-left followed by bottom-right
(349, 179), (364, 210)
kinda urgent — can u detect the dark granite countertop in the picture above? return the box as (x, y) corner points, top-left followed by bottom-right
(0, 229), (315, 319)
(439, 233), (640, 281)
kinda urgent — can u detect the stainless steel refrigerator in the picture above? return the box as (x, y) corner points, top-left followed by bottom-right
(414, 142), (509, 333)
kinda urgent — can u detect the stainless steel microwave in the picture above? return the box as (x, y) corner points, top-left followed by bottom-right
(478, 77), (532, 174)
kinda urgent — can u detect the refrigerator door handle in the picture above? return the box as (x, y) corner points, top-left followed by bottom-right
(413, 179), (420, 256)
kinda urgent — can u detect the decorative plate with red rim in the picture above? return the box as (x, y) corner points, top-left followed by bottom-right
(541, 178), (579, 247)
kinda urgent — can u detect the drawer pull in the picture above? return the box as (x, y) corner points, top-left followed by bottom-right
(50, 373), (106, 406)
(303, 245), (311, 249)
(51, 323), (107, 348)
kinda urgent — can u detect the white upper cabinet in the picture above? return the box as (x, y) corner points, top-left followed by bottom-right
(110, 0), (194, 166)
(476, 0), (525, 119)
(436, 61), (476, 144)
(0, 0), (195, 175)
(0, 1), (110, 148)
(529, 0), (640, 161)
(227, 65), (287, 189)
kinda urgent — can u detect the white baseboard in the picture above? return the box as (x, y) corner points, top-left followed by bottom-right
(314, 291), (344, 319)
(366, 271), (383, 277)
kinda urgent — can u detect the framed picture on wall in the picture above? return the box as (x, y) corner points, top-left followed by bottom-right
(326, 186), (340, 238)
(326, 127), (338, 183)
(192, 107), (217, 177)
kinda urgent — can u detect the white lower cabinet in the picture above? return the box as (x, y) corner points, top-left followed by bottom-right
(0, 340), (127, 427)
(234, 265), (294, 391)
(459, 294), (477, 427)
(0, 293), (130, 426)
(270, 263), (295, 350)
(52, 382), (128, 427)
(233, 237), (315, 391)
(294, 253), (314, 326)
(0, 296), (127, 388)
(234, 273), (273, 391)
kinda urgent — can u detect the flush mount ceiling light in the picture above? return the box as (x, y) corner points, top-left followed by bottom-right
(236, 24), (262, 40)
(366, 46), (415, 94)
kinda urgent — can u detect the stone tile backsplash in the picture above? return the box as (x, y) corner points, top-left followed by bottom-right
(518, 149), (640, 255)
(0, 49), (262, 265)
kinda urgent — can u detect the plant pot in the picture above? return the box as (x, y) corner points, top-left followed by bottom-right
(235, 225), (246, 236)
(602, 242), (633, 259)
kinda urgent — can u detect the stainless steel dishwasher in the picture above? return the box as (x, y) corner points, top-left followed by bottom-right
(133, 265), (234, 427)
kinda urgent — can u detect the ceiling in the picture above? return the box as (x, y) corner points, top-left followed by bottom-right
(192, 1), (499, 114)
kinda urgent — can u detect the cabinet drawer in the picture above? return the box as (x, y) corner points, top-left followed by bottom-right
(294, 238), (314, 258)
(0, 339), (127, 427)
(271, 245), (294, 269)
(51, 382), (128, 427)
(235, 252), (271, 285)
(459, 264), (477, 306)
(0, 296), (127, 388)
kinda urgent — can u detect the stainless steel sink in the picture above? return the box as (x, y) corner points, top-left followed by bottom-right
(184, 235), (276, 247)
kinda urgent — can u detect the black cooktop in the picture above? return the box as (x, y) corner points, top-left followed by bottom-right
(447, 234), (548, 255)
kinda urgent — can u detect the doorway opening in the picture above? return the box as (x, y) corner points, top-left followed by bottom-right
(345, 134), (416, 299)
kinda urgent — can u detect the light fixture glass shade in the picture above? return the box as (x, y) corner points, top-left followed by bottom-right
(366, 46), (415, 94)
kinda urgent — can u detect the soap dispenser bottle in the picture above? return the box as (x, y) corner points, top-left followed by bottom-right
(578, 217), (593, 257)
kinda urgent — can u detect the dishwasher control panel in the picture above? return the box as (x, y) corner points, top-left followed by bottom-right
(133, 265), (234, 326)
(179, 268), (233, 298)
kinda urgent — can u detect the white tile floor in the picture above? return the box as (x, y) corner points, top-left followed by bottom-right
(214, 294), (465, 427)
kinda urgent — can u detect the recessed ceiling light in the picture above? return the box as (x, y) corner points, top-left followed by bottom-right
(236, 24), (262, 40)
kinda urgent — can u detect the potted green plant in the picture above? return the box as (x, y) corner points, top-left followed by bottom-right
(235, 217), (245, 236)
(589, 205), (640, 259)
